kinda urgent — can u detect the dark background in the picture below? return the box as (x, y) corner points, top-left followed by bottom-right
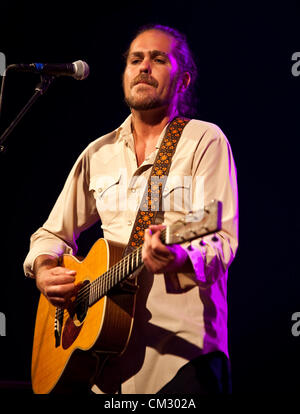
(0, 0), (299, 395)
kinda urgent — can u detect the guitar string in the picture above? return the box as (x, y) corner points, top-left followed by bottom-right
(82, 246), (142, 303)
(59, 245), (144, 317)
(75, 228), (166, 304)
(76, 243), (143, 303)
(58, 215), (217, 322)
(59, 251), (141, 319)
(56, 248), (143, 320)
(58, 229), (167, 317)
(55, 213), (213, 322)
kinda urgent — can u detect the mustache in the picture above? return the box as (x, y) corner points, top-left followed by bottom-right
(130, 74), (158, 88)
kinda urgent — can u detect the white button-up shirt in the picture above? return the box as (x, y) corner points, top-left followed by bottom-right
(24, 114), (238, 394)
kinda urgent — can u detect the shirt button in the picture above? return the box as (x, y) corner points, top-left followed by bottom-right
(98, 188), (102, 193)
(131, 188), (136, 193)
(128, 220), (132, 226)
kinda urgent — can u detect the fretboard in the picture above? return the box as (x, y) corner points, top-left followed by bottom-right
(88, 229), (167, 306)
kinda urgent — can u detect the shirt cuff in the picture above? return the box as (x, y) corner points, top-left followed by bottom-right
(176, 243), (207, 289)
(23, 251), (60, 278)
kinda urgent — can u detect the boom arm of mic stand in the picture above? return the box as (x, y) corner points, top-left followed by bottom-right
(0, 75), (55, 153)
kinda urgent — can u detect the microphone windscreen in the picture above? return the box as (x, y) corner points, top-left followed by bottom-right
(73, 60), (90, 80)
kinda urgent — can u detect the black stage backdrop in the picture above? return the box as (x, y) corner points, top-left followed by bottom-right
(0, 0), (299, 395)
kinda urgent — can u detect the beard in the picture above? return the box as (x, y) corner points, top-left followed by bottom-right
(123, 73), (178, 111)
(124, 92), (170, 110)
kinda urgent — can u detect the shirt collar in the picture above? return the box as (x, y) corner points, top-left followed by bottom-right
(116, 114), (133, 144)
(116, 113), (171, 149)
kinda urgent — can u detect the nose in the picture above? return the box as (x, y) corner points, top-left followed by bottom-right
(139, 57), (152, 74)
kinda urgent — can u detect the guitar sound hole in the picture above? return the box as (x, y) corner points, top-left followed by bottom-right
(75, 280), (90, 323)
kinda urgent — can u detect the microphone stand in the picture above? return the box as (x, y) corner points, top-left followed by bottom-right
(0, 74), (55, 153)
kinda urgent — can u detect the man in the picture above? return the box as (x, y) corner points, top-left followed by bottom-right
(24, 24), (238, 394)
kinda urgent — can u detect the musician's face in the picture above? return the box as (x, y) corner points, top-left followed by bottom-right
(123, 29), (181, 111)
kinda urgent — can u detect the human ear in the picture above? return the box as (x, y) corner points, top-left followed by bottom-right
(179, 72), (191, 93)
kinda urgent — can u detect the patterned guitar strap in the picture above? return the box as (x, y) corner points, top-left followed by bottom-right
(123, 116), (190, 258)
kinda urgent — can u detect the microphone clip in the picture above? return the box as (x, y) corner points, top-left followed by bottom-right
(35, 74), (55, 95)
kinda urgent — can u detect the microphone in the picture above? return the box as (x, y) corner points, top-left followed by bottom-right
(6, 60), (90, 80)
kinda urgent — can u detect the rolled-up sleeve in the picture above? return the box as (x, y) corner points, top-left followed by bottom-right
(177, 124), (239, 289)
(23, 147), (99, 278)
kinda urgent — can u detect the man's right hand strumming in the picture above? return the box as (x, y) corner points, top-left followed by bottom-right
(34, 255), (76, 308)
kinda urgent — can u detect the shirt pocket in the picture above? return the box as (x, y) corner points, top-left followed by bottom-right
(90, 173), (122, 224)
(162, 175), (192, 213)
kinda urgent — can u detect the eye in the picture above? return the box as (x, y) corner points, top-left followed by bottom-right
(130, 58), (142, 65)
(154, 58), (166, 64)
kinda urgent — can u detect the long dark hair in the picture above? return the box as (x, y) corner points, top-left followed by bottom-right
(124, 24), (198, 118)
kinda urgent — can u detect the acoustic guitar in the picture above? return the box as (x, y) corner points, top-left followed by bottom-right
(31, 200), (222, 394)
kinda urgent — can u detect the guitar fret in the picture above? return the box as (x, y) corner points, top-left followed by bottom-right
(89, 283), (93, 306)
(94, 281), (97, 303)
(113, 265), (118, 287)
(118, 261), (122, 283)
(103, 273), (107, 294)
(104, 272), (107, 294)
(96, 277), (99, 300)
(107, 271), (110, 291)
(98, 276), (101, 298)
(88, 233), (177, 307)
(122, 258), (125, 282)
(104, 271), (107, 293)
(96, 278), (99, 301)
(111, 266), (115, 288)
(89, 280), (95, 306)
(112, 266), (116, 287)
(101, 275), (104, 296)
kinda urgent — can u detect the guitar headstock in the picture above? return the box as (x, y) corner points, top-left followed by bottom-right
(165, 200), (222, 245)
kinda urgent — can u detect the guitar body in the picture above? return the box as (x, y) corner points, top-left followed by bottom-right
(31, 239), (137, 394)
(31, 200), (222, 394)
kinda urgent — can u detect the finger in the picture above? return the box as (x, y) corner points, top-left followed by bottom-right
(46, 283), (75, 299)
(144, 226), (161, 250)
(144, 227), (152, 240)
(51, 267), (76, 276)
(142, 228), (154, 264)
(151, 231), (170, 256)
(48, 297), (66, 308)
(47, 274), (76, 286)
(143, 228), (169, 259)
(148, 224), (166, 233)
(48, 267), (76, 285)
(143, 228), (152, 252)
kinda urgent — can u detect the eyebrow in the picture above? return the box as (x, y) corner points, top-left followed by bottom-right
(128, 50), (171, 61)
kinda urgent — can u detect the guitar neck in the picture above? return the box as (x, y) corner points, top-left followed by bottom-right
(88, 246), (141, 306)
(88, 229), (167, 307)
(78, 199), (222, 308)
